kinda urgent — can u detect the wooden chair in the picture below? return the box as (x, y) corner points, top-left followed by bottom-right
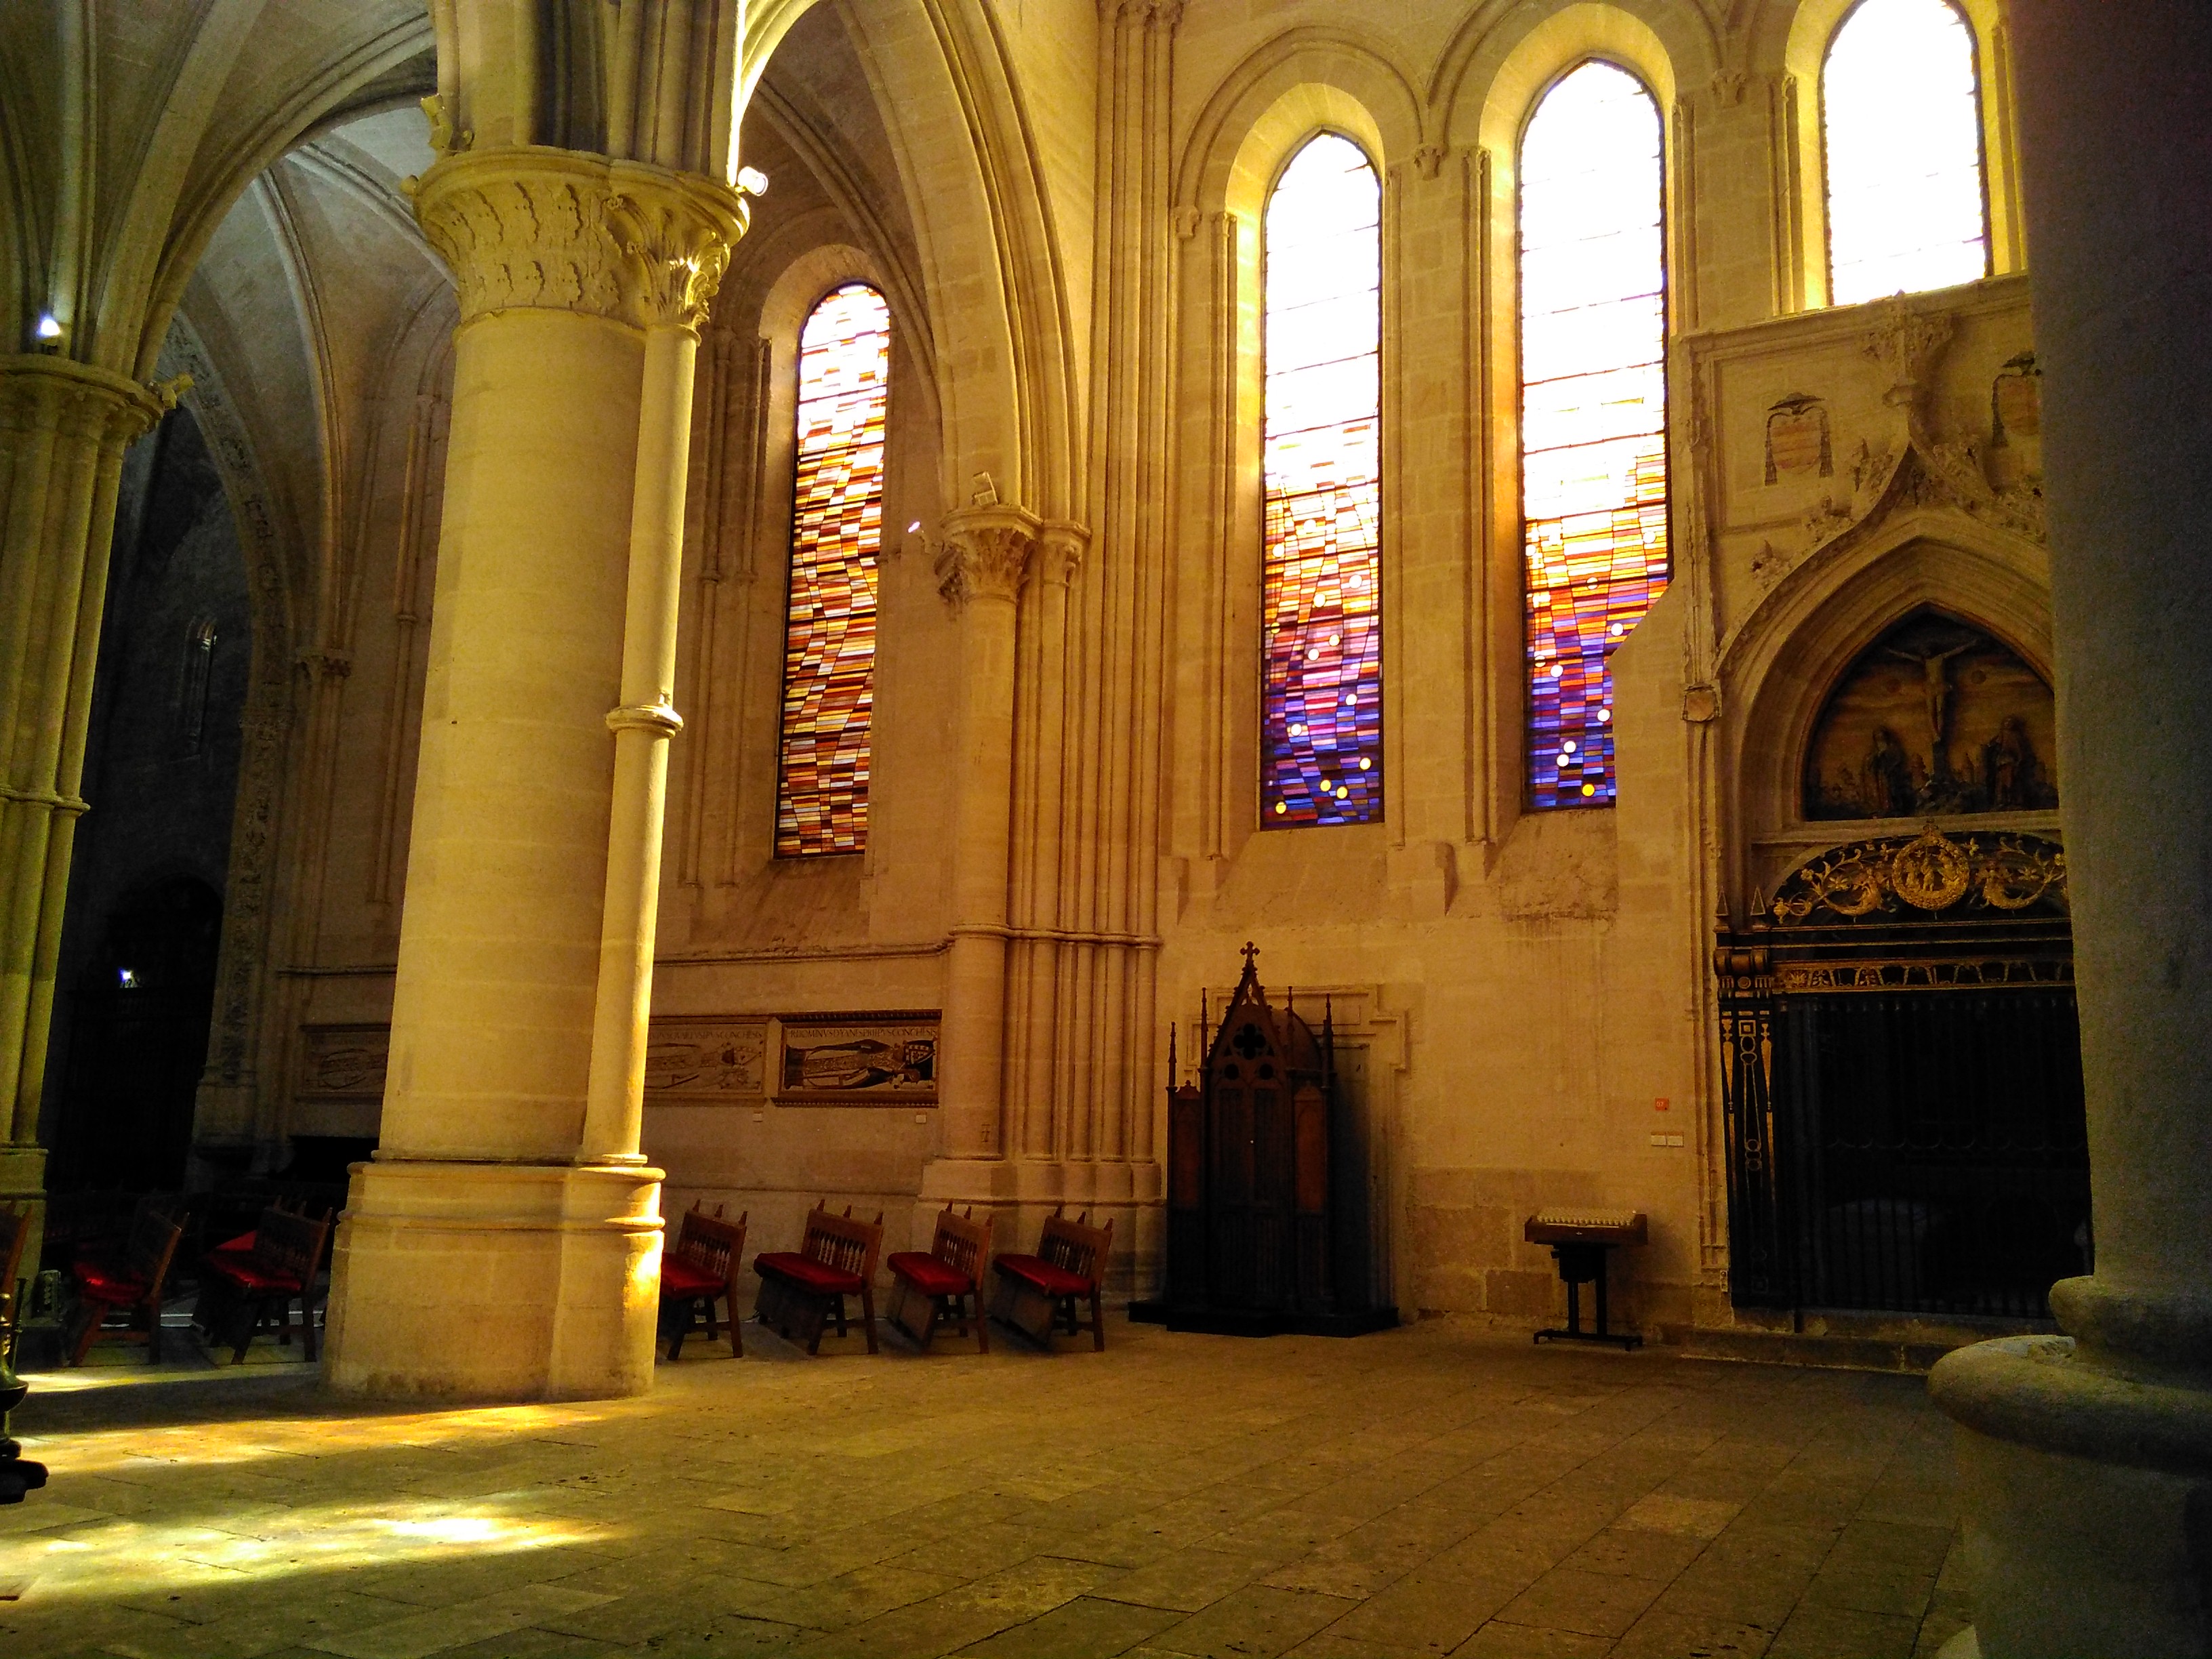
(661, 1202), (747, 1360)
(753, 1202), (883, 1355)
(990, 1208), (1111, 1352)
(0, 1202), (30, 1374)
(193, 1202), (332, 1363)
(886, 1204), (993, 1353)
(66, 1197), (185, 1364)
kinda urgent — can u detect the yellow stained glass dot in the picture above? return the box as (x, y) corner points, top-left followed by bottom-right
(1359, 757), (1372, 771)
(1582, 783), (1596, 796)
(1274, 801), (1288, 815)
(1336, 786), (1350, 800)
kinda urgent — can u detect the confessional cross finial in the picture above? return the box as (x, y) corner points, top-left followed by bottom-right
(1241, 941), (1258, 971)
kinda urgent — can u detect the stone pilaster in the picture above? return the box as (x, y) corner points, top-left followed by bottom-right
(1927, 5), (2212, 1654)
(0, 355), (175, 1260)
(925, 506), (1037, 1191)
(323, 147), (743, 1401)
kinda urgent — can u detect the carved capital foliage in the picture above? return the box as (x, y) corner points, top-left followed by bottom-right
(412, 148), (745, 331)
(1036, 520), (1089, 588)
(935, 506), (1040, 609)
(0, 354), (177, 448)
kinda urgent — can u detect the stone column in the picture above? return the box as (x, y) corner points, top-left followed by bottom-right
(1927, 7), (2212, 1655)
(323, 148), (741, 1402)
(922, 506), (1036, 1202)
(0, 356), (171, 1254)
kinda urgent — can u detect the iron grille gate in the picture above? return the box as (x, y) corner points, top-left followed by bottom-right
(1717, 828), (2088, 1319)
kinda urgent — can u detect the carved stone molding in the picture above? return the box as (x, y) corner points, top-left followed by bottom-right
(1862, 298), (1956, 417)
(411, 148), (745, 332)
(935, 506), (1040, 609)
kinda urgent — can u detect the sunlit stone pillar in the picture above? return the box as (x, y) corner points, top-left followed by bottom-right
(1928, 6), (2212, 1654)
(324, 148), (742, 1401)
(922, 507), (1036, 1205)
(0, 356), (171, 1258)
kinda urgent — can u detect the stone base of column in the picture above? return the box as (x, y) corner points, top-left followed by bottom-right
(324, 1157), (665, 1402)
(1930, 1319), (2212, 1658)
(916, 1157), (1164, 1298)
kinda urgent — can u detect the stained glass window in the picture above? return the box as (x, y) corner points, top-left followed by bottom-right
(776, 283), (888, 856)
(1824, 0), (1988, 305)
(1261, 134), (1382, 828)
(1520, 61), (1668, 811)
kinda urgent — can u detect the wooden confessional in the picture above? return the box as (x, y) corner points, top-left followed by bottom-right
(1145, 944), (1395, 1336)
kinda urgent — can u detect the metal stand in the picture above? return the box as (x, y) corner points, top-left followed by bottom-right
(1532, 1242), (1641, 1351)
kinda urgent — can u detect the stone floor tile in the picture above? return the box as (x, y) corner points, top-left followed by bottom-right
(1610, 1608), (1778, 1658)
(1450, 1618), (1614, 1658)
(1090, 1549), (1272, 1614)
(1147, 1586), (1357, 1659)
(1767, 1602), (1921, 1659)
(304, 1582), (614, 1659)
(1559, 1523), (1706, 1582)
(954, 1595), (1182, 1658)
(1798, 1564), (1937, 1620)
(1301, 1568), (1523, 1656)
(1493, 1563), (1667, 1639)
(739, 1563), (962, 1633)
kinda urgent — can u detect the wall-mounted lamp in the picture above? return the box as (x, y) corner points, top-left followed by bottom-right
(34, 314), (64, 352)
(736, 166), (769, 198)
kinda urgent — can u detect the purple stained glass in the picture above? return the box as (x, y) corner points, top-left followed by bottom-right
(1521, 62), (1670, 811)
(1262, 134), (1383, 828)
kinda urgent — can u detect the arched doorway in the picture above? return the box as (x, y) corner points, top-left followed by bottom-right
(52, 878), (225, 1193)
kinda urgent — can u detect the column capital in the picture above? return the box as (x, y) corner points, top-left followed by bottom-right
(1036, 520), (1090, 588)
(411, 148), (747, 333)
(935, 504), (1041, 609)
(0, 354), (182, 447)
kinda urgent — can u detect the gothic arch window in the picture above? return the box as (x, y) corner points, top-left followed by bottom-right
(1519, 60), (1668, 811)
(1823, 0), (1989, 304)
(775, 282), (888, 857)
(1261, 132), (1382, 827)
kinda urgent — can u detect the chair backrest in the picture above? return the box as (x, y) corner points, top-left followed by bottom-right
(676, 1203), (747, 1284)
(800, 1202), (884, 1285)
(251, 1204), (331, 1285)
(928, 1204), (992, 1286)
(0, 1202), (28, 1331)
(126, 1205), (187, 1295)
(1038, 1208), (1113, 1285)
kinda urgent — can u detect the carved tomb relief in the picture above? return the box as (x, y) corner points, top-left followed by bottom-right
(1803, 609), (2057, 821)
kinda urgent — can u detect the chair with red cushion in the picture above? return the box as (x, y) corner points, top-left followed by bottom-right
(194, 1202), (331, 1364)
(990, 1208), (1113, 1353)
(886, 1204), (993, 1354)
(753, 1202), (883, 1355)
(661, 1202), (747, 1360)
(66, 1197), (185, 1365)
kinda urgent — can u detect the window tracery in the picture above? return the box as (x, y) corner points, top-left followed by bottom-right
(1519, 60), (1668, 811)
(1824, 0), (1988, 304)
(775, 282), (888, 857)
(1261, 133), (1383, 827)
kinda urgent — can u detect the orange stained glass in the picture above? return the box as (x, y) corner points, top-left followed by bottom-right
(1824, 0), (1988, 305)
(1520, 61), (1668, 811)
(1261, 134), (1383, 828)
(776, 283), (888, 856)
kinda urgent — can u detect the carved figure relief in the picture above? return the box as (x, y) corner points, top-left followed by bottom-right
(644, 1017), (769, 1101)
(296, 1024), (390, 1101)
(774, 1013), (939, 1105)
(1803, 611), (2058, 821)
(1988, 351), (2043, 489)
(1764, 392), (1832, 483)
(1770, 827), (2067, 924)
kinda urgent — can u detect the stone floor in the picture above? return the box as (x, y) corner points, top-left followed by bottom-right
(1, 1315), (1971, 1659)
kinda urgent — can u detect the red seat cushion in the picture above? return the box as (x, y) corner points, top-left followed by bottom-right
(203, 1258), (306, 1296)
(71, 1263), (149, 1303)
(886, 1252), (971, 1297)
(993, 1254), (1094, 1298)
(661, 1256), (726, 1299)
(754, 1251), (863, 1296)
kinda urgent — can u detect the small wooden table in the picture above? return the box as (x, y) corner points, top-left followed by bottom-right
(1525, 1210), (1647, 1351)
